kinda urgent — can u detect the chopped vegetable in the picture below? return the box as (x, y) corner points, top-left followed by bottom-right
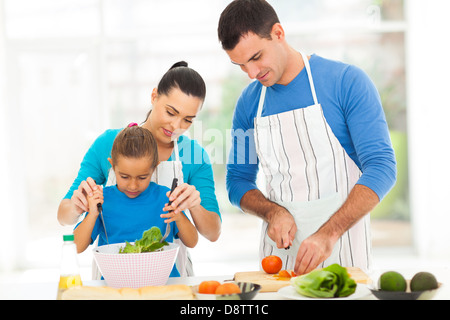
(119, 227), (168, 254)
(290, 264), (356, 298)
(278, 270), (292, 278)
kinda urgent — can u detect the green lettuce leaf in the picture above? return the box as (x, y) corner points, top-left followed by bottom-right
(291, 270), (338, 298)
(322, 264), (356, 297)
(291, 264), (356, 298)
(119, 227), (168, 254)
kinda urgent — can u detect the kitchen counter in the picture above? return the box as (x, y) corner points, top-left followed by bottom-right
(1, 269), (449, 300)
(0, 275), (282, 300)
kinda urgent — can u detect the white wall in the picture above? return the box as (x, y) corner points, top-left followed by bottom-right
(2, 0), (450, 274)
(0, 0), (19, 272)
(406, 0), (450, 258)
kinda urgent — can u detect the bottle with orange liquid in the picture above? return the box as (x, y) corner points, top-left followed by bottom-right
(56, 234), (82, 300)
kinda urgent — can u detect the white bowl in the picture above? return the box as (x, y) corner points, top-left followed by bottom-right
(93, 242), (179, 288)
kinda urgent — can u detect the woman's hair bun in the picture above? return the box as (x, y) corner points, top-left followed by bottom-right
(156, 60), (205, 101)
(169, 61), (188, 70)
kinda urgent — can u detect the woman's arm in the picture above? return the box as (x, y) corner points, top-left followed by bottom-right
(58, 199), (83, 226)
(58, 129), (117, 226)
(189, 205), (221, 242)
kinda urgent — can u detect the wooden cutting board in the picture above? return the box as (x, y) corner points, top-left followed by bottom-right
(234, 267), (371, 293)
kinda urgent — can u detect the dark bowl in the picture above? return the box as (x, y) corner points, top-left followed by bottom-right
(369, 282), (442, 300)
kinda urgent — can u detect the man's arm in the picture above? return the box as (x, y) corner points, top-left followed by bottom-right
(294, 184), (379, 275)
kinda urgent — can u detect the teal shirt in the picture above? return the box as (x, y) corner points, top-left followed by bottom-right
(65, 129), (221, 219)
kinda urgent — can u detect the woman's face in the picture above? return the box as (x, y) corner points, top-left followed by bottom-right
(147, 87), (203, 146)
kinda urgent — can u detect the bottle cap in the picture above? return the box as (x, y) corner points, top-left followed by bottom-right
(63, 234), (74, 242)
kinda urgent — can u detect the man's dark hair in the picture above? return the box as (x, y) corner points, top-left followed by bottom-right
(218, 0), (280, 51)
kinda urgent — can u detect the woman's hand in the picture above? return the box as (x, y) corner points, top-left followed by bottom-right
(58, 177), (102, 225)
(162, 182), (221, 242)
(163, 183), (201, 214)
(70, 177), (99, 214)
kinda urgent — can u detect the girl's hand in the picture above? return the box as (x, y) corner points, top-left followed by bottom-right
(160, 207), (180, 224)
(71, 177), (98, 214)
(163, 183), (201, 215)
(87, 185), (104, 216)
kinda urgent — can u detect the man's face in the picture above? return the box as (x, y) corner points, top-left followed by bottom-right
(226, 30), (288, 87)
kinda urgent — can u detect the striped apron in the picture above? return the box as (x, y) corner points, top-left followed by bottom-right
(254, 52), (372, 272)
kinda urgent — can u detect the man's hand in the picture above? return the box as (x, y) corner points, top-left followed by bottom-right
(294, 231), (336, 275)
(267, 207), (297, 249)
(293, 184), (379, 275)
(240, 189), (296, 249)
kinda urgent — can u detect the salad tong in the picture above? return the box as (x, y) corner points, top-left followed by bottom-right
(160, 178), (178, 243)
(97, 203), (109, 245)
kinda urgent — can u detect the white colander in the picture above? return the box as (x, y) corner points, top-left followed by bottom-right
(93, 242), (179, 288)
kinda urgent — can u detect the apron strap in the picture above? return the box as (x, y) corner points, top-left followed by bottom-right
(256, 86), (267, 118)
(173, 139), (180, 162)
(255, 53), (318, 119)
(300, 52), (319, 105)
(172, 139), (180, 177)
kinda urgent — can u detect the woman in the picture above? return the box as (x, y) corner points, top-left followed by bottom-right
(58, 61), (221, 276)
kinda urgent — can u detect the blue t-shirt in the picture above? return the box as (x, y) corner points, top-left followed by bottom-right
(64, 132), (221, 220)
(81, 182), (181, 277)
(226, 54), (397, 208)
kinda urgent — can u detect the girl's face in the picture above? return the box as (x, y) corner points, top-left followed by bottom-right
(147, 87), (203, 146)
(111, 156), (154, 199)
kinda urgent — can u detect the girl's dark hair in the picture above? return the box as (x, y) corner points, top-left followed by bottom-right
(111, 126), (159, 168)
(218, 0), (280, 51)
(157, 61), (206, 101)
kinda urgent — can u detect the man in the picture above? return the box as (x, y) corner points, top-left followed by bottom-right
(218, 0), (396, 274)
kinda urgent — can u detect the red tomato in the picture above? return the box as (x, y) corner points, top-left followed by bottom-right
(261, 255), (282, 274)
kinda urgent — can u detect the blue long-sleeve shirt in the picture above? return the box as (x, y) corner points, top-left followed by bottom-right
(226, 54), (397, 209)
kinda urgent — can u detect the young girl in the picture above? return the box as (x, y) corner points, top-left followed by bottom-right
(74, 125), (198, 277)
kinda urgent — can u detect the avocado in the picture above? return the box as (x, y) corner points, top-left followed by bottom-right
(410, 272), (438, 291)
(379, 271), (407, 292)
